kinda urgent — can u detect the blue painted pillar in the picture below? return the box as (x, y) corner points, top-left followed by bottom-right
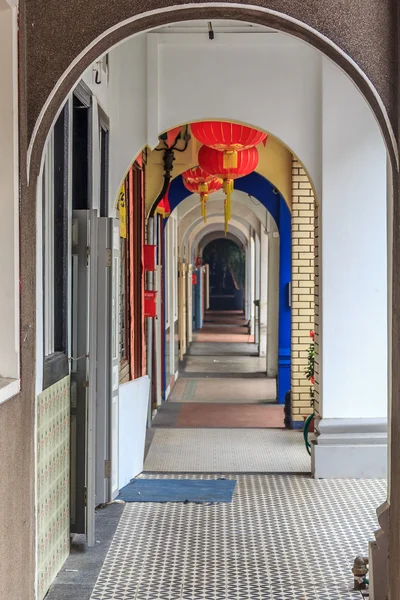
(277, 196), (291, 403)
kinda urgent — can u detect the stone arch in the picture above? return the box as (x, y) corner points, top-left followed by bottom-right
(23, 2), (397, 185)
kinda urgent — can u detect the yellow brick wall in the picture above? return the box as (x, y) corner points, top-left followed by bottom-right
(314, 204), (320, 417)
(291, 157), (315, 423)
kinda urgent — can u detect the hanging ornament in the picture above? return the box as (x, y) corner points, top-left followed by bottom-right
(182, 166), (223, 223)
(198, 145), (259, 230)
(191, 121), (267, 169)
(155, 187), (171, 219)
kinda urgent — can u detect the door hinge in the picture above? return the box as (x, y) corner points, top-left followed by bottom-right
(84, 487), (87, 506)
(105, 459), (111, 478)
(85, 246), (90, 266)
(105, 248), (112, 267)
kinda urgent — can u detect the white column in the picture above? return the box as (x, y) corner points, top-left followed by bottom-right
(187, 263), (193, 344)
(267, 226), (279, 377)
(312, 57), (388, 478)
(169, 218), (175, 380)
(249, 233), (255, 336)
(259, 227), (268, 358)
(155, 265), (162, 408)
(245, 245), (250, 321)
(254, 232), (260, 344)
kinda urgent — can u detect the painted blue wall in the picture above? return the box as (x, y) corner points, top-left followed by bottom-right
(167, 172), (291, 404)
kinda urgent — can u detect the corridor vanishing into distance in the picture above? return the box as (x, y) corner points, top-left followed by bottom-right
(48, 311), (386, 600)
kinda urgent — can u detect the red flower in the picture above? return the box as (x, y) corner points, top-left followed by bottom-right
(310, 376), (315, 385)
(310, 330), (315, 340)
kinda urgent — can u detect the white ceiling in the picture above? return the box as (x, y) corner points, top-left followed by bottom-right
(152, 19), (277, 35)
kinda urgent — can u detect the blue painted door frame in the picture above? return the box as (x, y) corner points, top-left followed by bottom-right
(167, 171), (291, 403)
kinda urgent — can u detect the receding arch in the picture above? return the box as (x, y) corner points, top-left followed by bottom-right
(197, 230), (246, 255)
(167, 170), (291, 402)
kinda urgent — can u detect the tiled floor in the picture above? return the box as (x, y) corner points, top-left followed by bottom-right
(90, 474), (385, 600)
(194, 331), (255, 343)
(182, 354), (268, 374)
(87, 311), (382, 600)
(168, 378), (276, 403)
(144, 428), (308, 472)
(152, 403), (284, 429)
(177, 403), (284, 428)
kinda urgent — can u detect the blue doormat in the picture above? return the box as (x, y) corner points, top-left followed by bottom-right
(118, 478), (236, 503)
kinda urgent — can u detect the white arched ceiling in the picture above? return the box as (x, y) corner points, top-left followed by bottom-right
(193, 225), (248, 255)
(190, 222), (250, 263)
(181, 213), (251, 248)
(176, 189), (271, 226)
(182, 216), (254, 262)
(178, 193), (268, 245)
(197, 230), (246, 255)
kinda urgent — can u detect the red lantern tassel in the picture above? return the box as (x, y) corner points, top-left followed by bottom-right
(223, 179), (233, 222)
(203, 193), (208, 223)
(223, 150), (238, 169)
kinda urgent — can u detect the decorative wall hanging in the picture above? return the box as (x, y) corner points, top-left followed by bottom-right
(182, 166), (223, 222)
(191, 121), (267, 168)
(198, 145), (259, 231)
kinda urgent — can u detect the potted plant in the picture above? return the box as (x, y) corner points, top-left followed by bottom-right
(303, 330), (315, 454)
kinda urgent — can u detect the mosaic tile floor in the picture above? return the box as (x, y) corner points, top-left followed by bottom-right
(183, 355), (267, 374)
(144, 428), (310, 473)
(90, 474), (386, 600)
(168, 378), (276, 403)
(176, 404), (284, 428)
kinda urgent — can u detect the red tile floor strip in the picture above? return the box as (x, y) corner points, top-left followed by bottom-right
(176, 403), (284, 428)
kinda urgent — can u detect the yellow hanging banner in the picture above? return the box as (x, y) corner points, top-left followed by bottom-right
(119, 184), (127, 238)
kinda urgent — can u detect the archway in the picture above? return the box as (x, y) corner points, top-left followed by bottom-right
(13, 9), (396, 600)
(167, 171), (291, 402)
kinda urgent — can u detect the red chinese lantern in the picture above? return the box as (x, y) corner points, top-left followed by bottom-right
(191, 121), (267, 169)
(198, 145), (259, 231)
(182, 166), (223, 222)
(155, 188), (171, 219)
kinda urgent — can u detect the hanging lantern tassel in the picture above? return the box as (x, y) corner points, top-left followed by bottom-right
(200, 194), (206, 222)
(201, 193), (208, 223)
(223, 179), (233, 222)
(199, 183), (208, 222)
(224, 199), (228, 235)
(223, 149), (238, 169)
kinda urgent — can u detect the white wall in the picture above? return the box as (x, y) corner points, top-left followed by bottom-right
(119, 376), (150, 487)
(259, 228), (268, 357)
(154, 32), (322, 197)
(267, 227), (279, 377)
(0, 5), (19, 386)
(82, 35), (148, 210)
(320, 57), (387, 420)
(164, 214), (179, 392)
(82, 31), (324, 205)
